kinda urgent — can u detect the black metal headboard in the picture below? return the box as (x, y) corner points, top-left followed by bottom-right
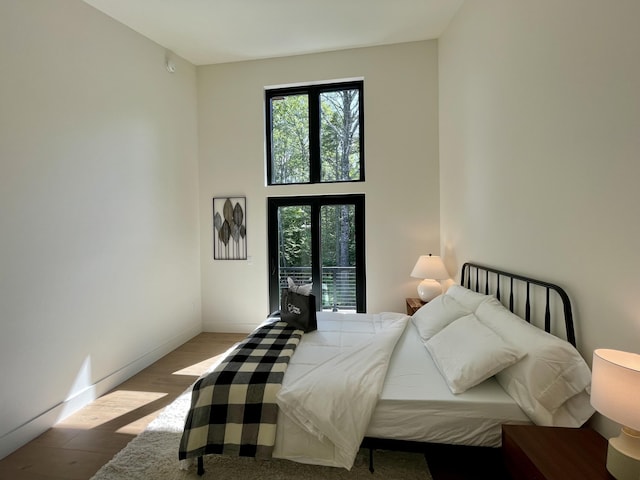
(460, 262), (576, 346)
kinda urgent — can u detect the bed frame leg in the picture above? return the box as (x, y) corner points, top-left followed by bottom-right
(197, 456), (205, 476)
(368, 447), (374, 473)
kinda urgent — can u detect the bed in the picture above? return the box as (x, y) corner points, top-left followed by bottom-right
(179, 262), (594, 475)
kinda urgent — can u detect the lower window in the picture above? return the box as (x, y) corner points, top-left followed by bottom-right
(267, 195), (366, 313)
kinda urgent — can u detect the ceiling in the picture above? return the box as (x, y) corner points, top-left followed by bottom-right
(83, 0), (463, 66)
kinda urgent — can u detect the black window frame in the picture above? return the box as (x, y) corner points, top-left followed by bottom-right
(267, 194), (366, 313)
(265, 80), (365, 185)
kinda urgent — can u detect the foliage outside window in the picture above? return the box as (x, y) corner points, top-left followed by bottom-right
(266, 81), (364, 185)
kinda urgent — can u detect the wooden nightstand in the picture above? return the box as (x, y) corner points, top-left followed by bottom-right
(406, 297), (426, 315)
(502, 425), (613, 480)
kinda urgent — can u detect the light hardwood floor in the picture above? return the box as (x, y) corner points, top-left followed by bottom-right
(0, 332), (245, 480)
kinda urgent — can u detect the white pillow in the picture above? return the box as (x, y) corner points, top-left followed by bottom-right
(425, 313), (525, 394)
(287, 277), (312, 296)
(411, 294), (471, 340)
(445, 284), (492, 311)
(553, 391), (595, 426)
(475, 297), (594, 426)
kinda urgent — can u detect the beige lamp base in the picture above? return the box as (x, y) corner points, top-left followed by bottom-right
(607, 427), (640, 480)
(417, 279), (442, 302)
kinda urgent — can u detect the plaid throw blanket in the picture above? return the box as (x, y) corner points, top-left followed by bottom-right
(178, 320), (303, 460)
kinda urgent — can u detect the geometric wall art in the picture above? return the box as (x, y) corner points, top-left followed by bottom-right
(213, 196), (247, 260)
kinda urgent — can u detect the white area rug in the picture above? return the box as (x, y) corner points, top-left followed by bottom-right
(90, 388), (432, 479)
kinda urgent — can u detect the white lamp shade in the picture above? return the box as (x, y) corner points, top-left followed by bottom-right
(410, 255), (449, 280)
(591, 349), (640, 431)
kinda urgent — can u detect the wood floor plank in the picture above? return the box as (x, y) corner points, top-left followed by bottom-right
(0, 445), (114, 480)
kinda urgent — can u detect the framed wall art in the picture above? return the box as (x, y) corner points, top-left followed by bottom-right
(213, 196), (247, 260)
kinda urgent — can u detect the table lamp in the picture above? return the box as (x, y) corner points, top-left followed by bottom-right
(410, 254), (449, 302)
(591, 348), (640, 480)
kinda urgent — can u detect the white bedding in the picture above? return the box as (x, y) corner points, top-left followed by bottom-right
(273, 312), (409, 469)
(366, 319), (531, 446)
(273, 311), (531, 470)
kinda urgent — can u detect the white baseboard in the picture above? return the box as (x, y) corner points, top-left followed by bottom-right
(0, 325), (201, 460)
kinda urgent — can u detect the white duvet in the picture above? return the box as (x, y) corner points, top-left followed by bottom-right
(273, 311), (409, 469)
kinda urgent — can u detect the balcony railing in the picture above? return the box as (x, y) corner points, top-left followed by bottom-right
(279, 266), (356, 311)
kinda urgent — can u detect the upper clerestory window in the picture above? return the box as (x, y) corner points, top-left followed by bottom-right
(265, 80), (364, 185)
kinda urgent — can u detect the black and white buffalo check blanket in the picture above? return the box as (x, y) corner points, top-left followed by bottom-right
(178, 320), (303, 461)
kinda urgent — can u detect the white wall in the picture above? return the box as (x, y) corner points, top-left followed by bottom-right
(439, 0), (640, 436)
(0, 1), (201, 457)
(198, 41), (440, 332)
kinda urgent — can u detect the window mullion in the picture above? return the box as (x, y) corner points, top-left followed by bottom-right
(308, 88), (321, 183)
(265, 92), (275, 185)
(310, 200), (322, 301)
(267, 199), (280, 310)
(354, 197), (366, 312)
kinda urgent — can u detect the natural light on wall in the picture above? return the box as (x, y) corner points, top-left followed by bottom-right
(58, 356), (96, 421)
